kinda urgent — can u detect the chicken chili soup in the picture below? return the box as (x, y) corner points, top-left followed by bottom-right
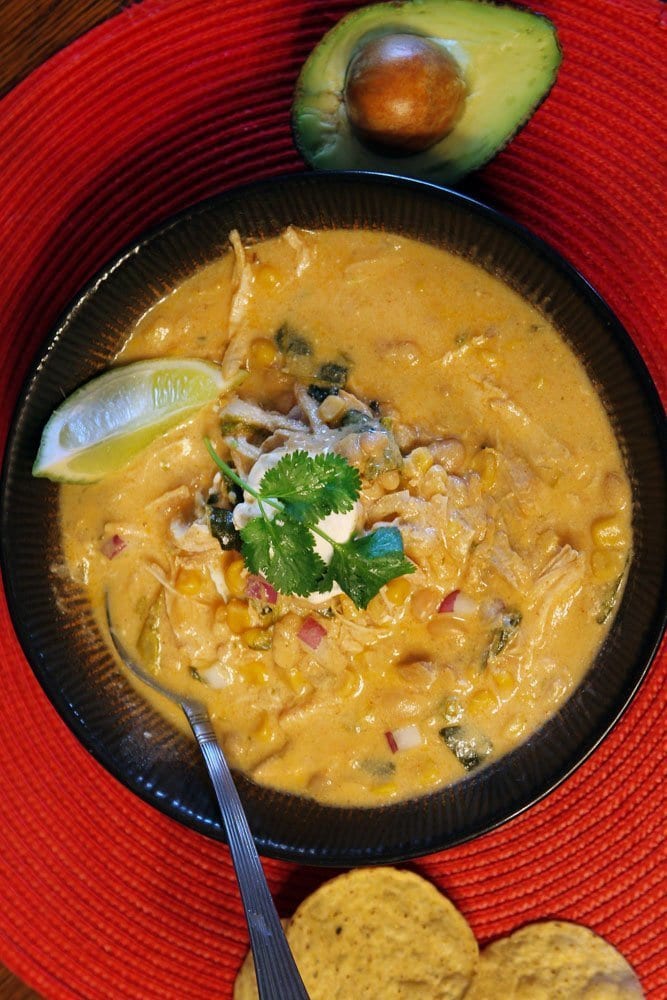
(60, 227), (632, 807)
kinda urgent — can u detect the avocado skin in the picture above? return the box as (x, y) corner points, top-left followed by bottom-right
(292, 0), (562, 185)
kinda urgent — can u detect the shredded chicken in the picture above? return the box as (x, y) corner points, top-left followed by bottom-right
(294, 383), (326, 432)
(524, 545), (586, 658)
(469, 375), (571, 469)
(487, 528), (532, 592)
(170, 518), (220, 554)
(155, 332), (588, 684)
(436, 332), (490, 368)
(222, 228), (316, 379)
(222, 397), (306, 434)
(283, 226), (313, 277)
(164, 588), (219, 663)
(365, 490), (429, 524)
(144, 561), (181, 597)
(532, 544), (584, 600)
(219, 390), (401, 482)
(222, 230), (256, 378)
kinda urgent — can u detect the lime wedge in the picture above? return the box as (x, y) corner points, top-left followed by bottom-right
(33, 358), (229, 483)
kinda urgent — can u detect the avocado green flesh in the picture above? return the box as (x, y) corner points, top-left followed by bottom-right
(293, 0), (561, 184)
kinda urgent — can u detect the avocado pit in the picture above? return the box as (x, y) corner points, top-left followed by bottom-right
(344, 33), (467, 154)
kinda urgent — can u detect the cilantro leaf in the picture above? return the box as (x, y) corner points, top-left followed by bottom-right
(205, 437), (414, 608)
(241, 516), (326, 597)
(321, 526), (416, 609)
(239, 516), (274, 575)
(259, 450), (360, 525)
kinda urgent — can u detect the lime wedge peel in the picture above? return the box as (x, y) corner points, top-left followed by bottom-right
(33, 358), (231, 484)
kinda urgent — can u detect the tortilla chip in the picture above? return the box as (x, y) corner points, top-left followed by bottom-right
(465, 920), (644, 999)
(284, 867), (478, 999)
(233, 919), (290, 1000)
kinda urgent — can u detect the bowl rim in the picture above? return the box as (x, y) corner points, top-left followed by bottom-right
(1, 169), (666, 864)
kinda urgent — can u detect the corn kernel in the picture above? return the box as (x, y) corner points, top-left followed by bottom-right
(364, 480), (384, 501)
(380, 469), (401, 492)
(318, 394), (347, 423)
(284, 666), (309, 695)
(602, 472), (627, 509)
(352, 650), (375, 675)
(337, 668), (363, 699)
(254, 264), (282, 292)
(533, 529), (560, 566)
(175, 567), (204, 595)
(225, 557), (247, 598)
(248, 337), (277, 370)
(492, 669), (516, 697)
(591, 515), (625, 548)
(253, 711), (275, 742)
(241, 627), (272, 651)
(470, 448), (498, 488)
(367, 592), (388, 623)
(226, 597), (252, 634)
(371, 781), (398, 799)
(385, 576), (412, 605)
(410, 587), (440, 622)
(591, 547), (626, 582)
(405, 446), (433, 477)
(241, 661), (271, 686)
(416, 762), (441, 790)
(467, 688), (498, 717)
(441, 696), (464, 725)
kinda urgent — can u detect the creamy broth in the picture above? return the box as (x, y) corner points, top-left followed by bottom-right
(60, 228), (632, 806)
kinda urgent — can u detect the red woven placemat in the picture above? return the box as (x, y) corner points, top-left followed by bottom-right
(0, 1), (665, 997)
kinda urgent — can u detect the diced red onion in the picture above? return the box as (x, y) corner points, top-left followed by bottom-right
(297, 616), (327, 650)
(246, 574), (278, 604)
(101, 534), (126, 559)
(385, 730), (399, 754)
(386, 724), (423, 753)
(438, 589), (459, 613)
(438, 589), (477, 618)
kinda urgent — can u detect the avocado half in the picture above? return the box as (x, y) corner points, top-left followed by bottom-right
(292, 0), (562, 185)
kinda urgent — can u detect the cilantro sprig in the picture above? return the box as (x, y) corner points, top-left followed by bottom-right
(204, 439), (415, 608)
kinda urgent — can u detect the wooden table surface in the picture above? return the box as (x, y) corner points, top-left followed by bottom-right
(0, 966), (43, 1000)
(1, 4), (130, 996)
(0, 0), (127, 98)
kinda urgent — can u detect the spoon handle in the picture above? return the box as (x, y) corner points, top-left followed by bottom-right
(182, 701), (310, 1000)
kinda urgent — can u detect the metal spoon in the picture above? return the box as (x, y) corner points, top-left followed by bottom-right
(106, 601), (310, 1000)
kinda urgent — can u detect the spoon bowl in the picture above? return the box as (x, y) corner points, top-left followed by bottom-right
(106, 600), (309, 1000)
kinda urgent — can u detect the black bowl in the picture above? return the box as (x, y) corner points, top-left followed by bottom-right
(2, 172), (665, 864)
